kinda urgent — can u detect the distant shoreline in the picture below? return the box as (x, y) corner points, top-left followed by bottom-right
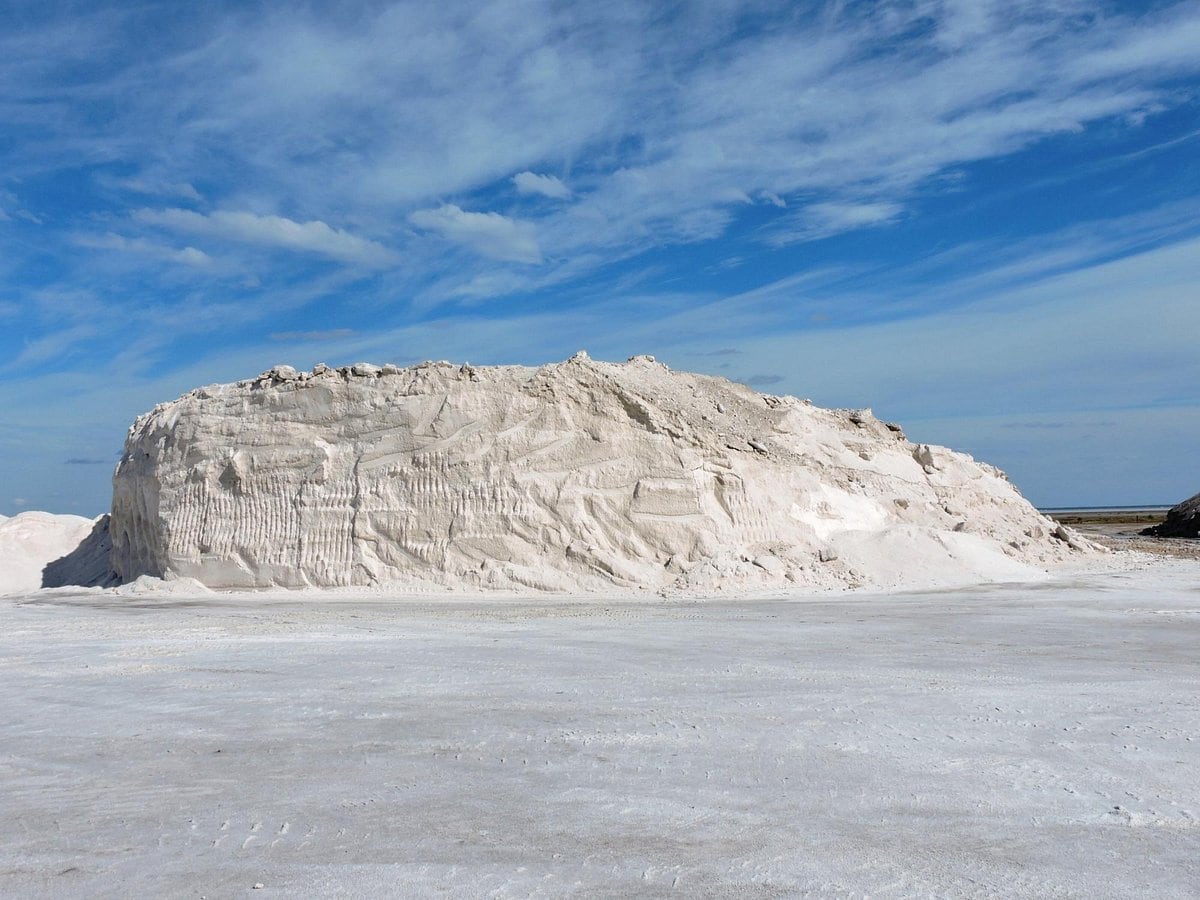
(1039, 506), (1169, 526)
(1040, 506), (1197, 559)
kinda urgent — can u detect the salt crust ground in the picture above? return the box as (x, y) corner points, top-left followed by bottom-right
(1, 551), (1197, 898)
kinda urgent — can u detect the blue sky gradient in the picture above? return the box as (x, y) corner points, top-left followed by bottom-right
(2, 0), (1198, 514)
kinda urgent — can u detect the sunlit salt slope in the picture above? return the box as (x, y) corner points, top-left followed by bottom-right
(110, 353), (1096, 593)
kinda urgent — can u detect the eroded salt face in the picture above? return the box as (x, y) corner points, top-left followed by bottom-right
(109, 354), (1096, 593)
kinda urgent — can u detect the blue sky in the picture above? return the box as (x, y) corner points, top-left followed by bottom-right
(2, 0), (1198, 515)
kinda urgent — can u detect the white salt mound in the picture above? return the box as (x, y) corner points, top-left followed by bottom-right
(0, 511), (104, 594)
(109, 353), (1098, 593)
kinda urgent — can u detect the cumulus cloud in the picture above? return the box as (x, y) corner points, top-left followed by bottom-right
(513, 171), (571, 200)
(135, 209), (398, 267)
(409, 204), (542, 264)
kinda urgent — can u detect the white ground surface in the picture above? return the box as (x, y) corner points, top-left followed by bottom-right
(2, 555), (1198, 898)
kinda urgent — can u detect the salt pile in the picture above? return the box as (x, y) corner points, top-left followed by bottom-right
(0, 511), (112, 594)
(110, 353), (1096, 593)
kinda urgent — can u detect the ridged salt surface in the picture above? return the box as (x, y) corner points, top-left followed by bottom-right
(110, 353), (1096, 592)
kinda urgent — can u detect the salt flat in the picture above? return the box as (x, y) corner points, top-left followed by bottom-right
(1, 557), (1198, 898)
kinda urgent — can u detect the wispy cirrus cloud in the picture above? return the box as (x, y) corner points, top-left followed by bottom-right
(269, 328), (356, 343)
(409, 204), (542, 264)
(134, 209), (399, 267)
(11, 323), (98, 369)
(1063, 3), (1200, 83)
(74, 232), (213, 267)
(97, 174), (201, 201)
(4, 1), (1199, 282)
(769, 201), (904, 245)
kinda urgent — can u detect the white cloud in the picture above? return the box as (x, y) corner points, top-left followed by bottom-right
(75, 232), (213, 267)
(409, 204), (542, 264)
(135, 208), (398, 267)
(6, 2), (1200, 266)
(0, 190), (22, 223)
(769, 201), (904, 244)
(1066, 5), (1200, 83)
(268, 328), (355, 343)
(810, 202), (903, 229)
(12, 323), (98, 368)
(99, 174), (202, 201)
(513, 171), (571, 200)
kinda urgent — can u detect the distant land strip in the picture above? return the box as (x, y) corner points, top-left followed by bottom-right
(1041, 507), (1169, 526)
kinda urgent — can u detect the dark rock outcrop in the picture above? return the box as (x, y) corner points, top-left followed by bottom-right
(1141, 491), (1200, 538)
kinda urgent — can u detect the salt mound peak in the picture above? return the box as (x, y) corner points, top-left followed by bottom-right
(110, 353), (1096, 593)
